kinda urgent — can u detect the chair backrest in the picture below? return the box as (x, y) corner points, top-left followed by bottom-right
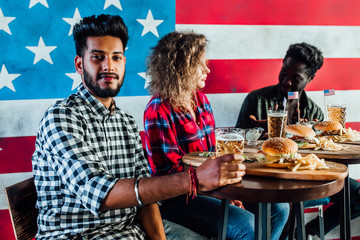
(4, 177), (38, 240)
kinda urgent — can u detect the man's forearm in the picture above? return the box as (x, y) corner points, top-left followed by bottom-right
(100, 171), (188, 211)
(100, 154), (245, 211)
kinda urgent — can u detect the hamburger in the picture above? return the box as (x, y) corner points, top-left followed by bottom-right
(284, 124), (319, 149)
(257, 137), (301, 168)
(314, 121), (343, 137)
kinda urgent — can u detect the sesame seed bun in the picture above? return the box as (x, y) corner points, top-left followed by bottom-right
(262, 137), (298, 156)
(314, 121), (343, 131)
(284, 124), (316, 138)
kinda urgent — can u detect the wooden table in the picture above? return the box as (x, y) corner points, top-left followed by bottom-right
(298, 141), (360, 240)
(242, 140), (360, 240)
(183, 148), (347, 239)
(206, 176), (344, 240)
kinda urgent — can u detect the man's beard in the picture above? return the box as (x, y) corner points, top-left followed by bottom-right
(83, 66), (124, 98)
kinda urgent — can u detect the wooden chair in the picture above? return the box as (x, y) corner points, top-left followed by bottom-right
(4, 177), (38, 240)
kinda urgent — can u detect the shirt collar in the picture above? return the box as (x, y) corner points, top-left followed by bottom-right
(77, 84), (117, 117)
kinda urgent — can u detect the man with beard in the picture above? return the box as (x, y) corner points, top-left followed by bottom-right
(235, 42), (324, 130)
(32, 14), (246, 240)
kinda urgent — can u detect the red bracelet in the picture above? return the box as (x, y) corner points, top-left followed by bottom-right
(188, 165), (199, 199)
(186, 169), (192, 204)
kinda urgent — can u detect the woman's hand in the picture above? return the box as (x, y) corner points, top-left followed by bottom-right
(230, 200), (245, 209)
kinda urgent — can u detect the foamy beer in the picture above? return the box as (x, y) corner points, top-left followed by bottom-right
(215, 128), (245, 157)
(267, 110), (288, 138)
(327, 105), (346, 128)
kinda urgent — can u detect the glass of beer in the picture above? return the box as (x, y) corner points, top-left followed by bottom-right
(215, 128), (245, 157)
(267, 110), (288, 138)
(327, 104), (346, 128)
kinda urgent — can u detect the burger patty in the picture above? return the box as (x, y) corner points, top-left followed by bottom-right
(289, 136), (318, 144)
(317, 130), (342, 136)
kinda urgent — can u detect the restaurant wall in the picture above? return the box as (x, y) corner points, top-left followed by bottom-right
(1, 0), (360, 239)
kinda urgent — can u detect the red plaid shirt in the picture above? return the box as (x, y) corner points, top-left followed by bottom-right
(144, 91), (216, 176)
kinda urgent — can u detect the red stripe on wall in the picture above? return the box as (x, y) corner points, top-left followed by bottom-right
(203, 58), (360, 94)
(345, 122), (360, 131)
(1, 126), (360, 174)
(176, 0), (360, 26)
(0, 136), (35, 174)
(0, 210), (15, 240)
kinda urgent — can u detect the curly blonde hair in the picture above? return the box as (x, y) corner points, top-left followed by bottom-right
(147, 31), (208, 110)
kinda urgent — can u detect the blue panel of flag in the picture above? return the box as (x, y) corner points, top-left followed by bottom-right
(0, 0), (175, 101)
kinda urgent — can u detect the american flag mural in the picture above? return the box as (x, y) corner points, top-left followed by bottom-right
(1, 0), (360, 239)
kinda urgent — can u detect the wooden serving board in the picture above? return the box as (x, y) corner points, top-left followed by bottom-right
(298, 143), (360, 160)
(339, 140), (360, 146)
(182, 151), (348, 181)
(244, 141), (360, 160)
(245, 161), (348, 181)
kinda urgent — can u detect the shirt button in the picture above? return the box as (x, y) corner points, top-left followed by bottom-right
(201, 137), (205, 141)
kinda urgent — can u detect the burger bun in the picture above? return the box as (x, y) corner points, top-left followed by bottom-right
(314, 121), (343, 131)
(262, 137), (298, 156)
(284, 124), (315, 138)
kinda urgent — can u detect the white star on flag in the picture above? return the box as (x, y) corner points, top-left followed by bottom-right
(26, 37), (57, 65)
(138, 72), (151, 89)
(29, 0), (49, 8)
(66, 73), (82, 91)
(63, 8), (82, 36)
(136, 10), (164, 37)
(0, 8), (15, 35)
(0, 65), (21, 92)
(104, 0), (122, 10)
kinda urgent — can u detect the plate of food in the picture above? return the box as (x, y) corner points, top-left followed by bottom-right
(249, 137), (348, 180)
(314, 121), (360, 144)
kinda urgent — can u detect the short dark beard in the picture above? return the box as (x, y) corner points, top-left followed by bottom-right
(83, 64), (124, 98)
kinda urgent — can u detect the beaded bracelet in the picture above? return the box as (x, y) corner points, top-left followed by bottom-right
(186, 165), (199, 203)
(134, 176), (143, 207)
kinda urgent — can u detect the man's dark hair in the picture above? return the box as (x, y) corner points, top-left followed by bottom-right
(284, 42), (323, 76)
(73, 14), (129, 57)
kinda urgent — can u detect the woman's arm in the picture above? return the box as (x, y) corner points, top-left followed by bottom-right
(139, 203), (166, 240)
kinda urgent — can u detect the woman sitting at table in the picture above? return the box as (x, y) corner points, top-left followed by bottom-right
(143, 31), (289, 240)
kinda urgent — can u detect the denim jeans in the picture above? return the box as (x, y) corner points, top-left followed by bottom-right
(244, 202), (290, 240)
(306, 178), (360, 235)
(164, 219), (208, 240)
(160, 195), (255, 240)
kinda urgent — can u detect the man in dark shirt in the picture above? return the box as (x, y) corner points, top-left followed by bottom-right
(235, 42), (324, 130)
(235, 42), (360, 238)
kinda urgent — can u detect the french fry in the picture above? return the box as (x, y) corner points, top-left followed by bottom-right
(288, 153), (329, 172)
(314, 137), (343, 151)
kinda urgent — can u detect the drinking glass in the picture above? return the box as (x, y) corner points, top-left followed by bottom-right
(267, 110), (288, 138)
(327, 104), (346, 128)
(215, 128), (245, 157)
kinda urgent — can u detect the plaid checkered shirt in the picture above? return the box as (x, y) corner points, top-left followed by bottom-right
(144, 91), (216, 176)
(32, 84), (150, 239)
